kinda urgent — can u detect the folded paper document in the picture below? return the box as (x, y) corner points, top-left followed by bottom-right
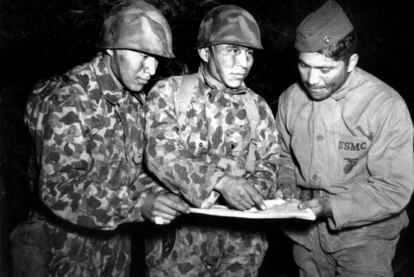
(190, 199), (316, 220)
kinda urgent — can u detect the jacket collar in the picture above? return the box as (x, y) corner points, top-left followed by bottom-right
(330, 68), (357, 101)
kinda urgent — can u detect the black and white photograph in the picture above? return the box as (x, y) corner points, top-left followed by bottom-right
(1, 0), (413, 276)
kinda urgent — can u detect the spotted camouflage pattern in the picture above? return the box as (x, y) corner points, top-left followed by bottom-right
(196, 4), (263, 50)
(99, 1), (174, 58)
(24, 53), (163, 276)
(144, 68), (279, 276)
(146, 221), (268, 277)
(44, 220), (131, 277)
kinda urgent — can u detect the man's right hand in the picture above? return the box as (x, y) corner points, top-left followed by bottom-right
(215, 176), (265, 211)
(142, 192), (189, 225)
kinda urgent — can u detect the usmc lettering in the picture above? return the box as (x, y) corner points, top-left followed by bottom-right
(338, 141), (367, 151)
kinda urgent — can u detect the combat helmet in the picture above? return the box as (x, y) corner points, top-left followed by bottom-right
(98, 1), (174, 58)
(196, 5), (263, 50)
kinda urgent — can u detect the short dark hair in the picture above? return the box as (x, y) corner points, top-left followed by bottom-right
(318, 30), (357, 62)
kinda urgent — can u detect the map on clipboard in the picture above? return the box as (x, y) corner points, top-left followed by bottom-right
(189, 199), (316, 220)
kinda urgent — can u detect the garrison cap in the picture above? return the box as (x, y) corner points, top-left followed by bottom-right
(295, 0), (353, 52)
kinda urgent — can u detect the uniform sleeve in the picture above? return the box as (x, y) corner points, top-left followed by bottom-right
(275, 91), (297, 189)
(329, 98), (414, 230)
(246, 97), (279, 198)
(145, 78), (226, 207)
(25, 85), (154, 230)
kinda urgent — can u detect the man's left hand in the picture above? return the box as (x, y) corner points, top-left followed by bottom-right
(298, 197), (332, 218)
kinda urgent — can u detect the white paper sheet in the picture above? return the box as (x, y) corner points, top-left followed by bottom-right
(189, 199), (316, 220)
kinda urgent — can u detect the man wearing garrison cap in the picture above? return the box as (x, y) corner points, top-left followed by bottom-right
(275, 1), (414, 276)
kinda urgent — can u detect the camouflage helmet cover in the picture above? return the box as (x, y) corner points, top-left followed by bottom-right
(98, 1), (174, 58)
(196, 5), (264, 50)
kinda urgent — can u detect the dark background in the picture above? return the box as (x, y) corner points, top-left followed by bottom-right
(0, 0), (413, 276)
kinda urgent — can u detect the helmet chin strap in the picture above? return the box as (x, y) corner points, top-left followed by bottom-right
(208, 46), (225, 87)
(107, 50), (125, 90)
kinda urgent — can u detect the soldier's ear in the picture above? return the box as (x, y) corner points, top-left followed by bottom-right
(106, 49), (114, 57)
(347, 53), (359, 73)
(198, 48), (209, 63)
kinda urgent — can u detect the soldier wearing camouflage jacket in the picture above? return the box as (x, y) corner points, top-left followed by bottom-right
(17, 2), (188, 277)
(145, 5), (279, 277)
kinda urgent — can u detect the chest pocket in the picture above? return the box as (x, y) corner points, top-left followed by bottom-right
(175, 102), (209, 156)
(224, 124), (249, 157)
(184, 126), (209, 155)
(328, 132), (371, 183)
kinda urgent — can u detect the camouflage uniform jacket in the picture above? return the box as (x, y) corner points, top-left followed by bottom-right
(25, 53), (159, 231)
(145, 67), (279, 208)
(145, 68), (279, 274)
(276, 67), (414, 252)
